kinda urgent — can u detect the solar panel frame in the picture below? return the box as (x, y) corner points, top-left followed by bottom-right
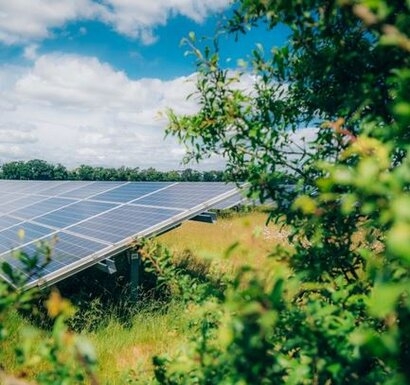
(0, 180), (241, 289)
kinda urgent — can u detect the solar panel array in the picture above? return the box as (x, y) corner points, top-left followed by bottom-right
(0, 180), (239, 288)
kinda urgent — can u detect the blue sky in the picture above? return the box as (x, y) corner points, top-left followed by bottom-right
(0, 1), (289, 170)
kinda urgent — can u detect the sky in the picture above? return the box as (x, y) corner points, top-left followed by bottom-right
(0, 0), (290, 171)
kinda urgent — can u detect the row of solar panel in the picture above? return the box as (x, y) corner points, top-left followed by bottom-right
(0, 181), (242, 286)
(0, 181), (168, 201)
(0, 186), (236, 233)
(0, 180), (119, 195)
(0, 202), (190, 248)
(0, 202), (188, 281)
(0, 181), (235, 206)
(0, 200), (199, 279)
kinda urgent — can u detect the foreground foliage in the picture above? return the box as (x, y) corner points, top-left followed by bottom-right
(158, 0), (410, 384)
(0, 249), (97, 385)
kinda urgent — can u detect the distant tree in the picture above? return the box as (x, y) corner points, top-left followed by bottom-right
(104, 167), (119, 181)
(116, 166), (131, 181)
(180, 168), (201, 181)
(73, 164), (95, 181)
(163, 170), (181, 181)
(53, 163), (68, 180)
(1, 161), (24, 179)
(91, 166), (115, 181)
(1, 159), (55, 180)
(139, 167), (164, 181)
(24, 159), (55, 180)
(203, 170), (224, 182)
(0, 160), (228, 182)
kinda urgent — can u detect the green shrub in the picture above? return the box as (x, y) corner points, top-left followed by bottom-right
(155, 1), (410, 384)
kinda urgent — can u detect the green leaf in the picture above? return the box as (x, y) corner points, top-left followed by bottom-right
(292, 195), (317, 214)
(188, 31), (196, 42)
(367, 283), (407, 318)
(387, 222), (410, 263)
(1, 262), (13, 278)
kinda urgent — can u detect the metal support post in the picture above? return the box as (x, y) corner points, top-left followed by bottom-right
(129, 250), (141, 301)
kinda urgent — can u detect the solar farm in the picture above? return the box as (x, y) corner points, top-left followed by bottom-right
(0, 180), (242, 289)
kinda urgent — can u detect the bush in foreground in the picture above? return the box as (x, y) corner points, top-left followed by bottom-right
(155, 1), (410, 384)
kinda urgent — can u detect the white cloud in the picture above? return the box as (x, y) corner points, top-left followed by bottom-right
(0, 130), (37, 144)
(0, 144), (28, 159)
(0, 53), (218, 170)
(98, 0), (229, 43)
(0, 0), (230, 45)
(23, 44), (40, 61)
(0, 0), (101, 44)
(0, 52), (318, 171)
(0, 122), (38, 145)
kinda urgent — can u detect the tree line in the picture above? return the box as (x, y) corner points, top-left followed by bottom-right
(0, 159), (228, 182)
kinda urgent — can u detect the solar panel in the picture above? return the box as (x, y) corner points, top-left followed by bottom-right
(0, 180), (239, 288)
(0, 222), (53, 253)
(60, 181), (124, 199)
(35, 181), (92, 196)
(0, 195), (49, 214)
(68, 205), (182, 244)
(92, 182), (174, 203)
(134, 182), (234, 209)
(11, 198), (75, 220)
(0, 215), (23, 230)
(35, 201), (118, 228)
(210, 192), (247, 210)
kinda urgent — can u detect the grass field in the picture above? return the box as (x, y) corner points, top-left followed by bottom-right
(159, 209), (288, 274)
(0, 209), (286, 384)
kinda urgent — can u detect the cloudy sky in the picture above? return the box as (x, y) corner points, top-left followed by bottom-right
(0, 0), (288, 170)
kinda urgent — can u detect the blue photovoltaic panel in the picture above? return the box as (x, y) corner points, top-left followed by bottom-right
(0, 195), (48, 214)
(0, 222), (53, 254)
(210, 192), (246, 210)
(134, 182), (234, 209)
(1, 231), (108, 277)
(28, 181), (67, 194)
(0, 215), (23, 231)
(0, 192), (25, 205)
(0, 180), (240, 287)
(92, 182), (173, 203)
(68, 205), (182, 243)
(36, 181), (92, 196)
(10, 197), (75, 220)
(16, 181), (52, 193)
(60, 181), (124, 199)
(0, 181), (36, 194)
(0, 181), (19, 193)
(35, 200), (118, 228)
(0, 180), (63, 194)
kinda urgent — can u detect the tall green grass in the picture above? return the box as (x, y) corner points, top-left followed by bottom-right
(88, 301), (192, 384)
(0, 210), (286, 384)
